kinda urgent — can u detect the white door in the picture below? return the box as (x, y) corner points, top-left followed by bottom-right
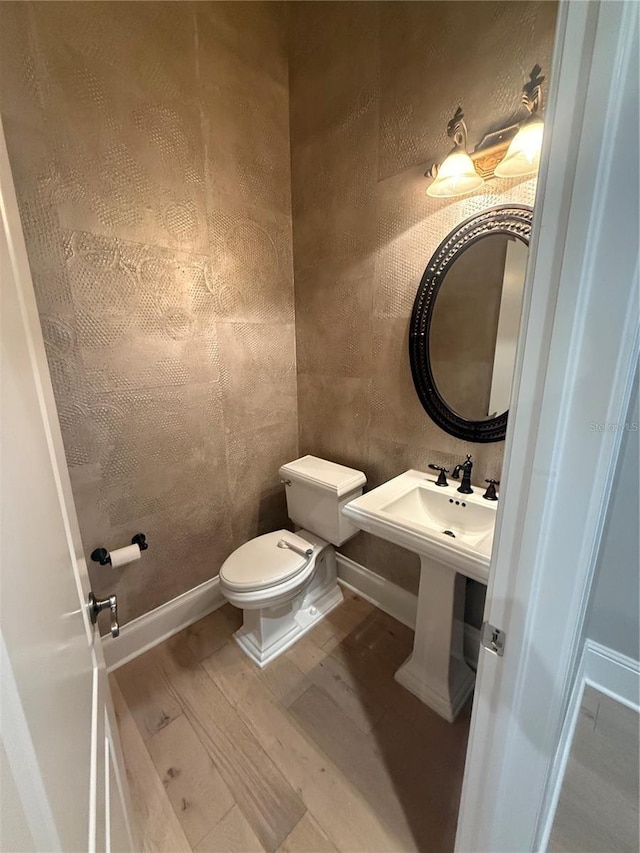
(456, 1), (639, 850)
(0, 121), (133, 852)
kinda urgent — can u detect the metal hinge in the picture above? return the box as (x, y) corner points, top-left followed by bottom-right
(481, 622), (506, 656)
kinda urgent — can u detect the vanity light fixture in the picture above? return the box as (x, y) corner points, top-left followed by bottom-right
(494, 65), (545, 178)
(426, 107), (484, 198)
(426, 66), (545, 196)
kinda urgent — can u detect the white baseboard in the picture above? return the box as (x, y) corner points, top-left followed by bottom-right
(102, 576), (225, 672)
(336, 553), (418, 629)
(335, 552), (481, 670)
(583, 639), (640, 711)
(538, 639), (640, 849)
(103, 555), (485, 674)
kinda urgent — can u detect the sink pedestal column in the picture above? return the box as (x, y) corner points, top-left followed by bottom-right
(395, 555), (475, 722)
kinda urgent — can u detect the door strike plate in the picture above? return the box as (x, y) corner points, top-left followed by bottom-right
(481, 621), (506, 656)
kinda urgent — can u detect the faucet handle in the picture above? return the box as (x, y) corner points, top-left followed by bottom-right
(483, 479), (500, 501)
(428, 464), (449, 487)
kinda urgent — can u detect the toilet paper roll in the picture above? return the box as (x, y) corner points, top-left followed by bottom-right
(109, 543), (141, 569)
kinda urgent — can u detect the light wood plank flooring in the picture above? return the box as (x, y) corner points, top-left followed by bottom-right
(549, 685), (640, 853)
(112, 593), (471, 853)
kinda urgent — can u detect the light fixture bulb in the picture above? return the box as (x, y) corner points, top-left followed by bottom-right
(426, 107), (484, 199)
(495, 66), (545, 179)
(426, 146), (484, 198)
(494, 115), (544, 178)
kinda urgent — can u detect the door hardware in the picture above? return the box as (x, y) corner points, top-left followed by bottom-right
(481, 621), (505, 656)
(88, 592), (119, 638)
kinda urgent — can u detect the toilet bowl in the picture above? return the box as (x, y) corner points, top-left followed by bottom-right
(219, 456), (366, 667)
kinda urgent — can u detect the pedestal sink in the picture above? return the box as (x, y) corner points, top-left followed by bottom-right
(342, 470), (497, 722)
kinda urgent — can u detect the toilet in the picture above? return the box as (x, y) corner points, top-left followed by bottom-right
(219, 455), (366, 667)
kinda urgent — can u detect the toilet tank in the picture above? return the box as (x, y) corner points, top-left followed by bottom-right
(279, 455), (366, 546)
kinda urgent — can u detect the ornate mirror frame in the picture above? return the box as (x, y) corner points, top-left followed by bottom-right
(409, 204), (533, 443)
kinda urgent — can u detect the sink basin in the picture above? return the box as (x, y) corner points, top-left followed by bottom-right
(343, 470), (497, 583)
(343, 469), (498, 721)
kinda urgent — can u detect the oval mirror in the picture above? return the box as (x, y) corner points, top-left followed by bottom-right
(409, 205), (533, 442)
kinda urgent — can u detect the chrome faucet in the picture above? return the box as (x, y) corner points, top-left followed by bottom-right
(451, 455), (473, 494)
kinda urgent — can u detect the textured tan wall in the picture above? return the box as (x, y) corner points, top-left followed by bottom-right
(289, 1), (558, 601)
(1, 0), (557, 628)
(0, 2), (295, 624)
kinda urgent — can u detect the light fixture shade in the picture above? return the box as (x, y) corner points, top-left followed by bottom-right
(426, 147), (484, 198)
(494, 115), (544, 178)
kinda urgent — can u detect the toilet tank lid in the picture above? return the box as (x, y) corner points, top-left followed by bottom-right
(279, 455), (366, 497)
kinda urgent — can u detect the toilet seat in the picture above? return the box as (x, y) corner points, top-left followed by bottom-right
(219, 530), (315, 592)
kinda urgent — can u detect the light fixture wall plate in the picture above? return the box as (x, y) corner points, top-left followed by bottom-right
(470, 126), (519, 179)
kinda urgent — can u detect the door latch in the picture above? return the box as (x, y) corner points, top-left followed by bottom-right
(88, 592), (119, 638)
(481, 621), (505, 656)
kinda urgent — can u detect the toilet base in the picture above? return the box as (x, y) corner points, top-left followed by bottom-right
(233, 583), (343, 668)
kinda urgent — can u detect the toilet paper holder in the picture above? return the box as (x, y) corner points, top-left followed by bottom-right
(91, 533), (148, 567)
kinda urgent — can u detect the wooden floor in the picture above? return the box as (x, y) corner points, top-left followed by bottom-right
(111, 593), (471, 853)
(549, 685), (640, 853)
